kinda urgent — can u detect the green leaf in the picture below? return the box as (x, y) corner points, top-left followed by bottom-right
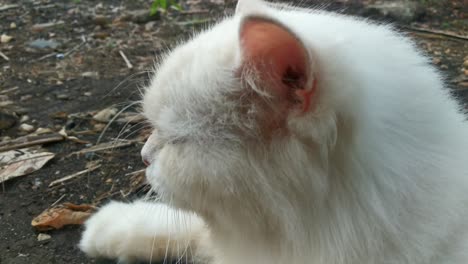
(159, 0), (167, 10)
(150, 0), (160, 16)
(172, 2), (183, 10)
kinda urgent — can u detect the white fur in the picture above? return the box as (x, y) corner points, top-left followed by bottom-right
(81, 0), (468, 263)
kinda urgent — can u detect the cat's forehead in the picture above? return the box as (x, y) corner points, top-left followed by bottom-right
(143, 18), (242, 120)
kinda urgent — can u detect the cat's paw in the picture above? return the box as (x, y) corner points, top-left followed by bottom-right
(80, 200), (207, 263)
(80, 201), (138, 262)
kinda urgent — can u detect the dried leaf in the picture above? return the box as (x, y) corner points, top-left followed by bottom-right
(31, 203), (96, 231)
(0, 149), (55, 183)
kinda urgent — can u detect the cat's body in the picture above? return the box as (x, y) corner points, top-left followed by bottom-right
(80, 1), (468, 263)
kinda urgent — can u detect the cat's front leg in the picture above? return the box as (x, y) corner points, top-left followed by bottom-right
(79, 200), (211, 263)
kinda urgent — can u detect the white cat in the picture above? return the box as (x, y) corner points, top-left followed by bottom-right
(79, 0), (468, 263)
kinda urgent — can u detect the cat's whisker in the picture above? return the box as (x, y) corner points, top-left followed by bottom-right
(115, 122), (151, 144)
(103, 70), (152, 99)
(96, 101), (141, 144)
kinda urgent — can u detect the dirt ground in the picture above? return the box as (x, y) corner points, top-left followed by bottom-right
(0, 0), (466, 263)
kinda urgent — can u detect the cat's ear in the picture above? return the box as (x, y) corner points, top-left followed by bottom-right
(239, 16), (316, 113)
(235, 0), (265, 15)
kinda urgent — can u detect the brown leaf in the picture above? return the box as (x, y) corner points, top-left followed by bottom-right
(0, 149), (55, 183)
(31, 203), (96, 231)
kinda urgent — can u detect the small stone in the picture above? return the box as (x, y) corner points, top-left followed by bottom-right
(81, 72), (99, 78)
(56, 94), (69, 100)
(37, 233), (51, 241)
(432, 58), (441, 65)
(0, 111), (17, 130)
(93, 108), (117, 122)
(1, 34), (13, 43)
(93, 123), (105, 131)
(20, 115), (29, 123)
(105, 178), (113, 184)
(464, 69), (468, 76)
(29, 39), (60, 49)
(10, 22), (16, 29)
(145, 21), (156, 31)
(19, 123), (35, 132)
(84, 92), (92, 96)
(20, 95), (33, 101)
(35, 127), (53, 134)
(0, 100), (13, 107)
(463, 59), (468, 69)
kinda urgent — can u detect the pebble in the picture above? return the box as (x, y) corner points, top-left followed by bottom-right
(93, 123), (105, 131)
(20, 95), (33, 101)
(19, 123), (35, 132)
(20, 115), (29, 123)
(37, 233), (51, 242)
(432, 58), (441, 65)
(145, 21), (156, 31)
(81, 71), (99, 78)
(84, 92), (92, 96)
(35, 127), (53, 134)
(56, 94), (69, 100)
(10, 22), (16, 29)
(0, 100), (13, 107)
(0, 34), (13, 43)
(463, 59), (468, 69)
(93, 107), (117, 122)
(29, 39), (60, 49)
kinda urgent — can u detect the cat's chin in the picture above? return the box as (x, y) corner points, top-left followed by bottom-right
(145, 166), (195, 212)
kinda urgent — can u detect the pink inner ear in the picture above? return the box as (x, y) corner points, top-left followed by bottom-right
(240, 17), (312, 110)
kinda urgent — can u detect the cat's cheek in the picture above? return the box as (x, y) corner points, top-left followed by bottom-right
(145, 162), (162, 188)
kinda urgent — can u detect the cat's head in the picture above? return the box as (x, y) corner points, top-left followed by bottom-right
(141, 0), (340, 223)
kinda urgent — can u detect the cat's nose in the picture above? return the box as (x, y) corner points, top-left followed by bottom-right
(142, 157), (150, 166)
(141, 132), (157, 167)
(141, 147), (152, 167)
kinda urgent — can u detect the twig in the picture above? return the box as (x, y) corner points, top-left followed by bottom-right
(69, 140), (134, 156)
(119, 50), (133, 69)
(48, 165), (101, 187)
(37, 52), (57, 61)
(404, 26), (468, 41)
(0, 86), (18, 94)
(63, 38), (86, 58)
(179, 10), (209, 15)
(0, 51), (9, 61)
(124, 169), (145, 177)
(0, 4), (19, 11)
(0, 133), (65, 152)
(50, 194), (66, 207)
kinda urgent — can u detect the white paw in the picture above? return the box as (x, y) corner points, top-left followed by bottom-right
(80, 200), (207, 262)
(79, 201), (137, 262)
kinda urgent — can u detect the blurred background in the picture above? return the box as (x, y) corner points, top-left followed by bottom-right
(0, 0), (466, 263)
